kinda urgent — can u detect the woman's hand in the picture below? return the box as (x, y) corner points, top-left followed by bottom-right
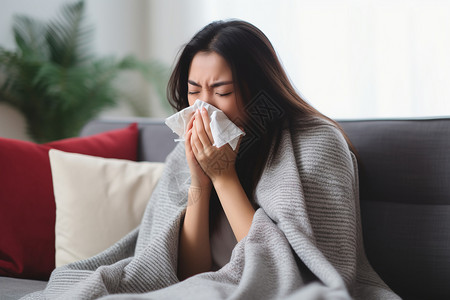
(187, 107), (254, 243)
(189, 107), (241, 184)
(185, 112), (212, 190)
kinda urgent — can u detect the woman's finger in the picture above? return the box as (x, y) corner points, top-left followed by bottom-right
(191, 120), (203, 153)
(185, 128), (195, 160)
(185, 112), (195, 134)
(195, 109), (212, 147)
(190, 127), (200, 155)
(200, 107), (214, 144)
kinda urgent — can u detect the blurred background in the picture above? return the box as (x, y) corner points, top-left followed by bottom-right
(0, 0), (449, 141)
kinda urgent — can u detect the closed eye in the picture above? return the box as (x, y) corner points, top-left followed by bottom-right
(188, 91), (200, 95)
(216, 92), (233, 97)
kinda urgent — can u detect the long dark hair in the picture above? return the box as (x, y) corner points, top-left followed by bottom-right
(168, 19), (354, 215)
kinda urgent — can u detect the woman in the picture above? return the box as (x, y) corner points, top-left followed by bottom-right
(23, 20), (400, 300)
(170, 20), (354, 279)
(168, 19), (398, 298)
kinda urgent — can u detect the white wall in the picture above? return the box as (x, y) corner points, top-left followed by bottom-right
(84, 0), (165, 119)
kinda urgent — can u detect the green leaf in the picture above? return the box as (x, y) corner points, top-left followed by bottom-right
(46, 0), (94, 67)
(0, 0), (169, 142)
(12, 16), (48, 60)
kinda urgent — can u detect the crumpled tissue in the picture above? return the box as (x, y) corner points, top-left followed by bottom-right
(165, 99), (245, 150)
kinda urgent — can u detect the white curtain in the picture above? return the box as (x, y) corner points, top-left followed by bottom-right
(149, 0), (450, 119)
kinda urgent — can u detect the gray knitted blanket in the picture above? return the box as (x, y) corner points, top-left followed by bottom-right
(22, 119), (400, 300)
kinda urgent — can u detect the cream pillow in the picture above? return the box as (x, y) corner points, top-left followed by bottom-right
(49, 149), (165, 267)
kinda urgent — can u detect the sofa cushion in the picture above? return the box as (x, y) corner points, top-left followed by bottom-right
(0, 276), (47, 299)
(0, 123), (139, 280)
(340, 119), (450, 300)
(49, 149), (164, 267)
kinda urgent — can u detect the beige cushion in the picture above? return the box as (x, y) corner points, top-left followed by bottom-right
(49, 149), (165, 267)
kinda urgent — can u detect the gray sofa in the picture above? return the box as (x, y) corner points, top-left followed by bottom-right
(1, 117), (449, 300)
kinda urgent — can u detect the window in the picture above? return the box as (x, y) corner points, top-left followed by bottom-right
(152, 0), (450, 119)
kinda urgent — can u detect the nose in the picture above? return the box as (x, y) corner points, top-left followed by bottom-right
(198, 91), (216, 107)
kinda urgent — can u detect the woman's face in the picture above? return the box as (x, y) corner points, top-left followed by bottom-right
(187, 51), (245, 126)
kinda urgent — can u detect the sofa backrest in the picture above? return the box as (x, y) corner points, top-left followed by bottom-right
(340, 118), (450, 300)
(81, 117), (450, 299)
(81, 118), (177, 162)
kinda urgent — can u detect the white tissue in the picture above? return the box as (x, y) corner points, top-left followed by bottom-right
(165, 99), (245, 150)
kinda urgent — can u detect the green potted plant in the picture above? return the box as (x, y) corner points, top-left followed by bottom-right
(0, 0), (168, 143)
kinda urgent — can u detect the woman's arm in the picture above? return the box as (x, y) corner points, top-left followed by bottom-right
(191, 107), (255, 242)
(213, 171), (255, 242)
(177, 113), (213, 281)
(177, 186), (212, 281)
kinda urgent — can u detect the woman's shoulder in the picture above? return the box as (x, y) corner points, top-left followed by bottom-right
(289, 116), (348, 149)
(287, 115), (354, 171)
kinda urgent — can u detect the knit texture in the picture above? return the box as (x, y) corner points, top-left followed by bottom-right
(22, 118), (400, 300)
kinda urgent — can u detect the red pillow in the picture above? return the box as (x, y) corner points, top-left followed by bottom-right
(0, 123), (138, 280)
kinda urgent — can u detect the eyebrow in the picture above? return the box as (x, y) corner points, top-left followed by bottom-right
(188, 80), (233, 88)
